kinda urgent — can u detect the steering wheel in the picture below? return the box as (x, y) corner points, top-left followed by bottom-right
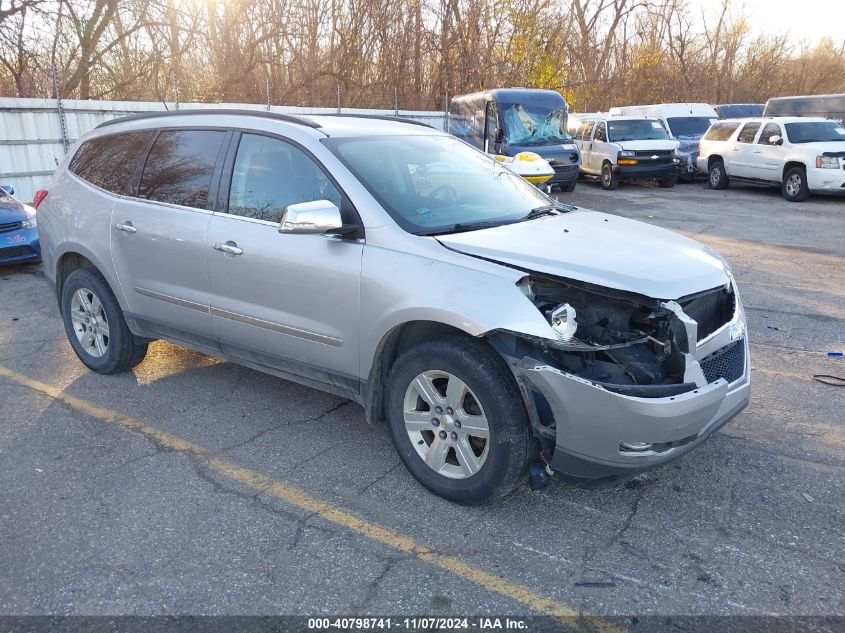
(429, 184), (459, 206)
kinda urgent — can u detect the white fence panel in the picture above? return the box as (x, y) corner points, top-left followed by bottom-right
(0, 98), (447, 201)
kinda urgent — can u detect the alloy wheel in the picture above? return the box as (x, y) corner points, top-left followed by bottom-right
(70, 287), (110, 358)
(403, 370), (490, 479)
(785, 173), (802, 197)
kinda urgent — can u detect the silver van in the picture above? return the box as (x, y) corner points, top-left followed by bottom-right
(37, 110), (750, 504)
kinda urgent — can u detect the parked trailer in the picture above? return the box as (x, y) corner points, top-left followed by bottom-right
(764, 94), (845, 124)
(714, 104), (764, 119)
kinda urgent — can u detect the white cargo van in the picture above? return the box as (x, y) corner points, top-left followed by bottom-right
(608, 104), (718, 177)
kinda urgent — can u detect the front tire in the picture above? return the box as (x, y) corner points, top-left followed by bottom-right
(61, 268), (148, 374)
(601, 163), (619, 190)
(658, 172), (678, 188)
(386, 336), (532, 505)
(708, 160), (729, 190)
(782, 166), (810, 202)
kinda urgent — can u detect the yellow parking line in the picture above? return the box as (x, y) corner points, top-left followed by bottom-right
(0, 364), (619, 631)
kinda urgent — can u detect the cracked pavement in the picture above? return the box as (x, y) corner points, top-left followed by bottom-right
(0, 184), (843, 617)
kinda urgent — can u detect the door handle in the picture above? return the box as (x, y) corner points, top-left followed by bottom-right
(212, 242), (243, 255)
(115, 222), (137, 233)
(752, 149), (762, 153)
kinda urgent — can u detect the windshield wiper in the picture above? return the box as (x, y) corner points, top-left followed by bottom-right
(522, 203), (574, 220)
(423, 219), (512, 236)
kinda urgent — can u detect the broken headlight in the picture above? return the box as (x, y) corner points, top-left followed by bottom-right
(518, 276), (667, 351)
(516, 276), (686, 386)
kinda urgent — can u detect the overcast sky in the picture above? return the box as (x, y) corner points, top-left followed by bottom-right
(690, 0), (845, 45)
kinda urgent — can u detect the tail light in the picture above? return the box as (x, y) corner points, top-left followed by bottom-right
(33, 190), (48, 209)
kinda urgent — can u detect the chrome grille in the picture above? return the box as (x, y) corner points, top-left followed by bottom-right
(700, 339), (745, 384)
(681, 287), (736, 341)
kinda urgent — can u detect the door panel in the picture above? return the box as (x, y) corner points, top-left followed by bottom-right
(110, 198), (215, 341)
(726, 122), (761, 178)
(206, 218), (362, 378)
(110, 129), (228, 344)
(207, 132), (363, 383)
(750, 123), (784, 181)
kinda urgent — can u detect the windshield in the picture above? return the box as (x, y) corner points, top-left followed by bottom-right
(608, 119), (669, 141)
(325, 134), (556, 235)
(784, 121), (845, 143)
(501, 102), (573, 145)
(666, 117), (715, 139)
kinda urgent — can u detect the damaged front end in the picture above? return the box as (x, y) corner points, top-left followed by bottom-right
(489, 274), (750, 485)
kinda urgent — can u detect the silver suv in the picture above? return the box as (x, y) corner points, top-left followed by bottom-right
(37, 110), (750, 504)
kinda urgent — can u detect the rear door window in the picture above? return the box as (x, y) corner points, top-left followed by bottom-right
(69, 131), (151, 194)
(138, 130), (227, 209)
(704, 121), (740, 142)
(736, 122), (761, 144)
(593, 122), (607, 142)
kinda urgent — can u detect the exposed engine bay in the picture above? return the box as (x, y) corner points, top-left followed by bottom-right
(491, 274), (736, 400)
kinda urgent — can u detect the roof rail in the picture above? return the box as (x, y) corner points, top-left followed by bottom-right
(314, 113), (435, 129)
(95, 108), (322, 130)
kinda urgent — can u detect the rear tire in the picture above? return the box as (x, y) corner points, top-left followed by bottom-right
(782, 166), (810, 202)
(601, 163), (619, 190)
(708, 160), (729, 190)
(386, 336), (532, 505)
(61, 268), (148, 374)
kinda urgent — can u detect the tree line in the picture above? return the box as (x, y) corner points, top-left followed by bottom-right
(1, 0), (843, 112)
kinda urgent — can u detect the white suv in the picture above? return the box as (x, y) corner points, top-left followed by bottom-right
(697, 117), (845, 201)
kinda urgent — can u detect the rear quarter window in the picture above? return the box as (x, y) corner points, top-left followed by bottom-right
(704, 122), (740, 142)
(138, 130), (227, 210)
(69, 131), (152, 194)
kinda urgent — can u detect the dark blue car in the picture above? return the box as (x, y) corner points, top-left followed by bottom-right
(0, 185), (41, 265)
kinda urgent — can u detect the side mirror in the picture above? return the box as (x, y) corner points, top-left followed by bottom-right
(279, 199), (345, 235)
(769, 135), (783, 146)
(0, 184), (13, 195)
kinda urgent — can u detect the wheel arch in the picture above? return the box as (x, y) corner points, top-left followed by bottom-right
(54, 245), (128, 314)
(364, 320), (495, 425)
(707, 154), (724, 170)
(782, 160), (806, 180)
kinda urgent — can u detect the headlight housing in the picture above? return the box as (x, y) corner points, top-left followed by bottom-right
(21, 209), (37, 229)
(518, 276), (669, 351)
(816, 155), (840, 169)
(618, 150), (636, 158)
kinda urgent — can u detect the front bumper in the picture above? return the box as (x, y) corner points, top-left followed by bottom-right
(806, 166), (845, 193)
(615, 162), (679, 181)
(548, 163), (579, 186)
(0, 226), (41, 264)
(501, 295), (750, 484)
(523, 340), (749, 481)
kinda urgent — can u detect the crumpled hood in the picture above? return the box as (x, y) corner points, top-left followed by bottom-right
(616, 139), (679, 152)
(437, 210), (729, 300)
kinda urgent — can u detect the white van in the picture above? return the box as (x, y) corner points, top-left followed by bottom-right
(573, 115), (680, 189)
(608, 104), (719, 177)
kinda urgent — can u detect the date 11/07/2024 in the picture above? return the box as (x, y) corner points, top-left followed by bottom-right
(307, 617), (529, 630)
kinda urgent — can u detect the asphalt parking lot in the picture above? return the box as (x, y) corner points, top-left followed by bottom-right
(1, 181), (843, 624)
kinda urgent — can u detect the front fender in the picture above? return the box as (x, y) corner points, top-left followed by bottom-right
(359, 240), (554, 378)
